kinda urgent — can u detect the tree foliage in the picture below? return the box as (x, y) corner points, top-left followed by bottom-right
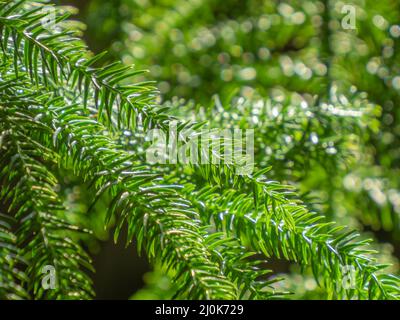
(0, 0), (399, 300)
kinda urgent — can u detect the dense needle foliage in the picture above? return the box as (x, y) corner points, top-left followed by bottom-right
(0, 0), (400, 299)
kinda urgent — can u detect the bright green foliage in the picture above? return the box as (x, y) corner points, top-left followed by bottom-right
(109, 0), (400, 233)
(0, 0), (399, 300)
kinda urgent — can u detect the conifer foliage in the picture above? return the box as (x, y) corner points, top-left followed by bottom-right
(0, 0), (399, 299)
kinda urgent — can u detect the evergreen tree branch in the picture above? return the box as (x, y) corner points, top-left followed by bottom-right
(0, 86), (94, 299)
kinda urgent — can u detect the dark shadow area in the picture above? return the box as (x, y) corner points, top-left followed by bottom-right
(92, 234), (150, 299)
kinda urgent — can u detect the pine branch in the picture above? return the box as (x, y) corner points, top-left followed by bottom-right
(183, 177), (400, 299)
(0, 212), (29, 299)
(0, 0), (169, 131)
(0, 0), (398, 301)
(204, 232), (287, 299)
(0, 87), (94, 299)
(0, 80), (240, 299)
